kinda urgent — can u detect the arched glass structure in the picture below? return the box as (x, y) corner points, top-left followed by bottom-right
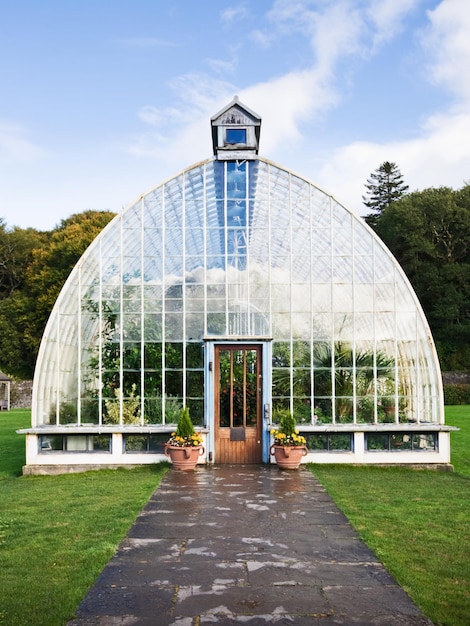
(33, 156), (443, 431)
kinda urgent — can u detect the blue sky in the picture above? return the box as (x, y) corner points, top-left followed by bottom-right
(1, 0), (469, 230)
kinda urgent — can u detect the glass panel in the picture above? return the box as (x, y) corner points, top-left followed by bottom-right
(314, 368), (332, 397)
(379, 397), (397, 423)
(314, 398), (332, 423)
(123, 344), (141, 369)
(163, 396), (183, 423)
(219, 349), (231, 427)
(185, 313), (205, 340)
(144, 372), (162, 398)
(165, 343), (183, 368)
(40, 435), (63, 451)
(186, 342), (203, 368)
(226, 128), (246, 144)
(356, 397), (375, 423)
(187, 398), (204, 425)
(391, 433), (412, 450)
(165, 370), (183, 397)
(123, 372), (141, 396)
(336, 397), (354, 423)
(306, 434), (328, 451)
(59, 401), (78, 425)
(81, 399), (99, 424)
(144, 315), (162, 341)
(165, 313), (183, 340)
(303, 433), (352, 451)
(149, 434), (167, 453)
(92, 435), (111, 452)
(186, 370), (204, 397)
(66, 436), (87, 451)
(293, 397), (312, 423)
(207, 313), (226, 335)
(125, 435), (148, 452)
(329, 434), (352, 451)
(144, 397), (163, 424)
(144, 343), (162, 369)
(293, 367), (311, 396)
(218, 347), (259, 428)
(412, 433), (436, 450)
(366, 434), (389, 450)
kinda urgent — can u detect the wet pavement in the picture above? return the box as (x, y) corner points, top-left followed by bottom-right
(68, 466), (433, 625)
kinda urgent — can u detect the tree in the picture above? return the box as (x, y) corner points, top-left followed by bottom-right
(0, 222), (46, 298)
(0, 210), (115, 378)
(23, 210), (116, 361)
(374, 184), (470, 370)
(362, 161), (409, 227)
(0, 223), (48, 377)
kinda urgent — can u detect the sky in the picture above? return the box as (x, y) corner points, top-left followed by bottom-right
(1, 0), (469, 231)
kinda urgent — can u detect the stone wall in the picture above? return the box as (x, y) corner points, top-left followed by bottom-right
(11, 380), (32, 408)
(442, 371), (470, 385)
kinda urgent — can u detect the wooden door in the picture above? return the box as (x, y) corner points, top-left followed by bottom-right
(214, 345), (262, 464)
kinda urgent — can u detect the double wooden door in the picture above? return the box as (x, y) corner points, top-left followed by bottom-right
(214, 345), (262, 464)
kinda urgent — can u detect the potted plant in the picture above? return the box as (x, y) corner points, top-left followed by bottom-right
(270, 411), (308, 469)
(164, 406), (204, 470)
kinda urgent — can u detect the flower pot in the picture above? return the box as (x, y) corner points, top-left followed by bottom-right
(270, 444), (308, 470)
(164, 444), (204, 471)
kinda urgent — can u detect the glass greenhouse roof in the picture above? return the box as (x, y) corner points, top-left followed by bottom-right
(32, 157), (443, 428)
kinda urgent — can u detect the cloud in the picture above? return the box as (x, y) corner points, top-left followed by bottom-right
(262, 0), (423, 63)
(0, 122), (49, 164)
(262, 0), (365, 62)
(138, 106), (184, 127)
(242, 0), (418, 153)
(221, 5), (249, 23)
(306, 0), (470, 214)
(129, 74), (236, 165)
(240, 68), (339, 152)
(316, 107), (470, 217)
(249, 29), (273, 49)
(170, 73), (236, 111)
(423, 0), (470, 101)
(367, 0), (422, 47)
(206, 56), (238, 75)
(131, 62), (340, 162)
(246, 0), (420, 131)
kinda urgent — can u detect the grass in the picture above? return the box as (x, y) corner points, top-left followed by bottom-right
(0, 410), (169, 626)
(311, 405), (470, 626)
(1, 408), (469, 625)
(447, 405), (470, 477)
(0, 410), (28, 479)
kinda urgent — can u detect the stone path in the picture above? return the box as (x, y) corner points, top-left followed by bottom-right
(68, 466), (433, 625)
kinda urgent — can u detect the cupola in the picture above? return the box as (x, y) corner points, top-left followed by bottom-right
(211, 96), (261, 160)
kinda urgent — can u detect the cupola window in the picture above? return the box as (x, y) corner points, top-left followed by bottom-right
(225, 128), (246, 145)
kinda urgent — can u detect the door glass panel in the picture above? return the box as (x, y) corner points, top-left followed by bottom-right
(219, 348), (259, 428)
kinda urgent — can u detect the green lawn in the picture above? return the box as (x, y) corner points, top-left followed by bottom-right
(1, 408), (469, 625)
(0, 410), (169, 626)
(311, 405), (470, 626)
(448, 405), (470, 476)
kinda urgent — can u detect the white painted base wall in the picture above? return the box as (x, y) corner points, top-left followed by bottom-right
(20, 426), (454, 474)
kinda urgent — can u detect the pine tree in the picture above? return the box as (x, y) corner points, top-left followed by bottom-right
(362, 161), (409, 227)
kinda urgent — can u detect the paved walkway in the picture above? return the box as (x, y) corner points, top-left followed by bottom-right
(68, 466), (433, 625)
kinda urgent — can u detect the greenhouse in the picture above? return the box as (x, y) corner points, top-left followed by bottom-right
(20, 97), (453, 474)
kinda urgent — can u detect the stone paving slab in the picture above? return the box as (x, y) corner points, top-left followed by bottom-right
(68, 466), (434, 625)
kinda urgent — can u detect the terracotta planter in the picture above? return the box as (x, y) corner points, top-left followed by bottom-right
(270, 444), (308, 470)
(164, 444), (204, 471)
